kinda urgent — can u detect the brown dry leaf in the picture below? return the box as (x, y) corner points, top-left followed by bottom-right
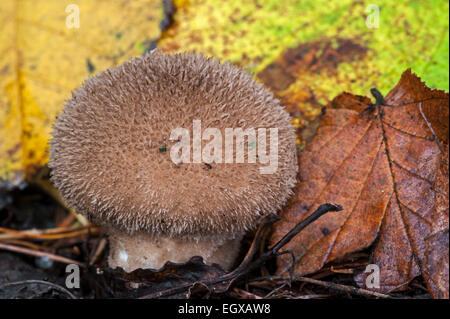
(271, 69), (449, 298)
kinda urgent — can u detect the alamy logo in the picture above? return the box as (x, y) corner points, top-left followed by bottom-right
(65, 264), (80, 289)
(169, 120), (279, 174)
(65, 4), (80, 29)
(364, 264), (380, 289)
(365, 4), (380, 29)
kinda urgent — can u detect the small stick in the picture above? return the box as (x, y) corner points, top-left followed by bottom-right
(89, 237), (108, 266)
(0, 242), (84, 267)
(0, 226), (100, 240)
(270, 203), (343, 253)
(2, 239), (44, 251)
(57, 211), (76, 228)
(295, 276), (391, 299)
(418, 101), (445, 154)
(0, 280), (77, 299)
(263, 282), (289, 298)
(246, 276), (391, 299)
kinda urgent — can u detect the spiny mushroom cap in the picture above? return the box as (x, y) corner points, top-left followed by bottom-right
(49, 51), (298, 239)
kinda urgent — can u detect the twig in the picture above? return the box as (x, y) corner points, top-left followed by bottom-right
(57, 211), (76, 228)
(247, 275), (391, 299)
(418, 101), (445, 154)
(0, 226), (100, 240)
(2, 239), (44, 251)
(270, 203), (343, 253)
(89, 237), (107, 266)
(0, 242), (84, 267)
(263, 283), (289, 298)
(228, 203), (344, 286)
(294, 276), (391, 299)
(0, 280), (77, 299)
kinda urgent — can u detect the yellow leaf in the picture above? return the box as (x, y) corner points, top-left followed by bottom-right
(0, 0), (164, 184)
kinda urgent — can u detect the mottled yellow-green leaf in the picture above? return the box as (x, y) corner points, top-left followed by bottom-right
(0, 0), (164, 184)
(159, 0), (449, 146)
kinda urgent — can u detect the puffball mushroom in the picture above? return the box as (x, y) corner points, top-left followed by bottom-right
(49, 50), (298, 272)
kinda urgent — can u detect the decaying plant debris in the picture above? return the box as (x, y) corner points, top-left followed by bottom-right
(0, 192), (437, 299)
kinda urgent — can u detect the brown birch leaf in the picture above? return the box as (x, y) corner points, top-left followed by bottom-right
(271, 69), (449, 298)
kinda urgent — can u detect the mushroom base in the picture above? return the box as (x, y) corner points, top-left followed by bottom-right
(107, 231), (244, 272)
